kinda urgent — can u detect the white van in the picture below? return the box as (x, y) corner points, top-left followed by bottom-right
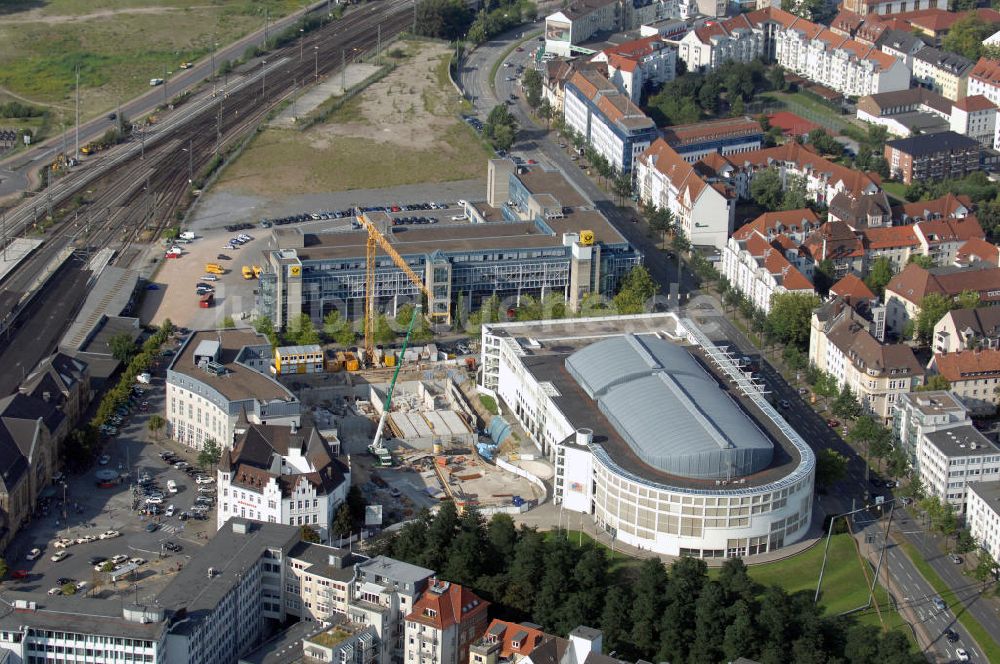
(167, 480), (178, 494)
(179, 231), (196, 240)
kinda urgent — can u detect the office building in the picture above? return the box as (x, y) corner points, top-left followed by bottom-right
(966, 482), (1000, 563)
(916, 425), (1000, 511)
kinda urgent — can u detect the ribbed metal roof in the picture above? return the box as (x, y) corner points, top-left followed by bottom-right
(565, 335), (773, 479)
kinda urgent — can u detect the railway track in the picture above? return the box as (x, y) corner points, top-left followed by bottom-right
(0, 0), (413, 299)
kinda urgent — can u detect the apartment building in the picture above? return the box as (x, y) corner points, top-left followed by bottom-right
(661, 116), (763, 162)
(563, 69), (658, 173)
(884, 131), (981, 184)
(916, 425), (1000, 511)
(216, 418), (350, 542)
(893, 390), (969, 466)
(669, 11), (765, 72)
(885, 264), (1000, 335)
(722, 221), (815, 313)
(347, 556), (435, 664)
(827, 191), (891, 229)
(863, 225), (921, 271)
(733, 208), (822, 244)
(591, 35), (676, 103)
(469, 621), (547, 664)
(166, 330), (300, 450)
(893, 192), (972, 224)
(771, 10), (911, 97)
(842, 0), (946, 17)
(933, 307), (1000, 354)
(285, 541), (363, 621)
(810, 298), (924, 423)
(876, 28), (927, 68)
(541, 59), (607, 113)
(635, 138), (735, 250)
(911, 215), (986, 266)
(968, 57), (1000, 112)
(801, 221), (866, 278)
(404, 580), (489, 664)
(967, 482), (1000, 563)
(912, 47), (973, 101)
(929, 348), (1000, 414)
(950, 95), (997, 147)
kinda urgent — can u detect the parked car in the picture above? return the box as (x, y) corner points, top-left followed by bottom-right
(956, 648), (969, 661)
(50, 551), (69, 562)
(195, 476), (214, 485)
(88, 556), (107, 565)
(165, 505), (175, 517)
(950, 554), (963, 564)
(111, 554), (129, 565)
(25, 548), (41, 561)
(145, 523), (159, 532)
(47, 587), (62, 596)
(98, 454), (111, 465)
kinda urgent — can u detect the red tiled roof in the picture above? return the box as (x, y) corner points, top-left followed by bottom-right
(638, 138), (708, 201)
(762, 248), (813, 290)
(932, 348), (1000, 382)
(955, 238), (1000, 267)
(733, 208), (820, 240)
(479, 620), (547, 659)
(971, 57), (1000, 88)
(607, 52), (638, 73)
(831, 273), (875, 302)
(916, 215), (985, 246)
(831, 9), (863, 34)
(895, 193), (972, 222)
(863, 225), (919, 249)
(662, 116), (761, 146)
(954, 95), (996, 112)
(732, 142), (880, 198)
(802, 221), (865, 260)
(886, 263), (1000, 305)
(568, 69), (616, 102)
(406, 580), (488, 631)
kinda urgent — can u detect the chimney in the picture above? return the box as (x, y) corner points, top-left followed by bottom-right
(568, 627), (603, 664)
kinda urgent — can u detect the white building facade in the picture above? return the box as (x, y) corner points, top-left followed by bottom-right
(967, 482), (1000, 563)
(916, 427), (1000, 511)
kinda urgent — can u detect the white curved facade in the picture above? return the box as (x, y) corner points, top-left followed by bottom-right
(482, 313), (816, 559)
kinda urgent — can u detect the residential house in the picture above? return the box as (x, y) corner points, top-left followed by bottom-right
(521, 628), (620, 664)
(916, 424), (1000, 510)
(827, 191), (892, 229)
(801, 221), (866, 278)
(912, 47), (973, 101)
(863, 225), (921, 271)
(911, 215), (986, 266)
(884, 131), (981, 184)
(884, 263), (1000, 335)
(661, 116), (763, 163)
(0, 352), (89, 551)
(404, 579), (490, 664)
(830, 274), (885, 339)
(965, 57), (1000, 147)
(285, 541), (365, 620)
(635, 138), (735, 250)
(721, 223), (815, 313)
(966, 482), (1000, 564)
(591, 35), (677, 103)
(542, 59), (607, 113)
(733, 208), (821, 245)
(902, 8), (1000, 45)
(876, 28), (928, 68)
(929, 348), (1000, 414)
(933, 307), (1000, 354)
(892, 192), (972, 224)
(810, 298), (924, 423)
(954, 238), (1000, 268)
(669, 11), (765, 72)
(563, 69), (658, 173)
(469, 620), (548, 664)
(950, 95), (997, 147)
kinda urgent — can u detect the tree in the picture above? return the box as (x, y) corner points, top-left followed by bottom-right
(414, 0), (471, 40)
(198, 439), (222, 468)
(806, 128), (840, 156)
(766, 292), (821, 349)
(373, 314), (395, 344)
(908, 253), (935, 269)
(956, 289), (981, 310)
(630, 558), (668, 655)
(812, 259), (836, 297)
(253, 316), (279, 346)
(941, 15), (1000, 60)
(780, 173), (809, 210)
(815, 448), (848, 488)
(61, 582), (77, 595)
(768, 65), (787, 91)
(972, 549), (998, 583)
(147, 415), (165, 440)
(865, 256), (895, 297)
(222, 316), (236, 329)
(917, 375), (951, 392)
(538, 98), (553, 128)
(613, 265), (659, 314)
(750, 167), (784, 211)
(287, 313), (320, 345)
(333, 504), (354, 539)
(956, 528), (977, 554)
(914, 292), (954, 344)
(301, 525), (322, 543)
(612, 172), (632, 206)
(483, 104), (518, 152)
(108, 333), (137, 363)
(522, 68), (543, 109)
(833, 385), (863, 420)
(323, 309), (356, 346)
(648, 207), (675, 247)
(601, 586), (636, 659)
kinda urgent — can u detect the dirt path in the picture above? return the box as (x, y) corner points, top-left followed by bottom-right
(0, 85), (71, 111)
(0, 5), (214, 24)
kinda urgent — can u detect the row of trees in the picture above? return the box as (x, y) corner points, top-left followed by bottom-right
(719, 278), (819, 351)
(373, 504), (922, 664)
(415, 0), (535, 44)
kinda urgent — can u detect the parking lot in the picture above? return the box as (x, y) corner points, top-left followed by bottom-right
(4, 343), (217, 600)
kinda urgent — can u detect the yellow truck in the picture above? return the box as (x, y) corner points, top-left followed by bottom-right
(205, 263), (225, 275)
(241, 266), (254, 279)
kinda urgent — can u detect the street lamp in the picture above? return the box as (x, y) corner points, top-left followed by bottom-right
(181, 138), (193, 183)
(314, 45), (319, 81)
(299, 28), (305, 61)
(261, 60), (267, 98)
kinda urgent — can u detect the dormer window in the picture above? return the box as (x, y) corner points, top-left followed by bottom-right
(424, 608), (437, 618)
(512, 640), (521, 649)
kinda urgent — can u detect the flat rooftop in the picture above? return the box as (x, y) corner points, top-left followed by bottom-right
(924, 426), (1000, 458)
(0, 596), (165, 640)
(238, 620), (325, 664)
(61, 266), (139, 350)
(968, 481), (1000, 512)
(519, 342), (801, 491)
(901, 391), (967, 416)
(518, 166), (589, 208)
(157, 519), (299, 635)
(169, 330), (296, 404)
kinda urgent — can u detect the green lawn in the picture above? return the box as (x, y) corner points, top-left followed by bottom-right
(897, 540), (1000, 663)
(0, 0), (306, 125)
(881, 181), (908, 202)
(761, 91), (854, 133)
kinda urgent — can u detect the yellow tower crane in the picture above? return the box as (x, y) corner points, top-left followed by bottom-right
(356, 211), (447, 364)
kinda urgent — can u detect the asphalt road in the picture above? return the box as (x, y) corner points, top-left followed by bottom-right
(457, 30), (1000, 662)
(0, 0), (334, 199)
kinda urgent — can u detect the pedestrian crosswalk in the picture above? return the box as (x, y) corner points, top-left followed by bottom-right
(158, 523), (183, 534)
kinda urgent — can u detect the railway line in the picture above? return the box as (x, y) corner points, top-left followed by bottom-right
(0, 0), (413, 308)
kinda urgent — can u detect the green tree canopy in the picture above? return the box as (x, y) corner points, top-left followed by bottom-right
(750, 167), (784, 211)
(287, 313), (320, 345)
(914, 292), (955, 344)
(815, 448), (848, 488)
(323, 309), (357, 346)
(108, 333), (137, 363)
(198, 439), (222, 468)
(917, 375), (951, 392)
(613, 265), (659, 314)
(766, 292), (821, 349)
(522, 68), (543, 109)
(865, 256), (895, 297)
(941, 15), (1000, 60)
(806, 128), (841, 156)
(832, 384), (864, 420)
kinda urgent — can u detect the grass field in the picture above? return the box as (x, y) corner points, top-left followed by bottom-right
(881, 180), (908, 201)
(897, 540), (1000, 662)
(217, 41), (492, 196)
(0, 0), (305, 129)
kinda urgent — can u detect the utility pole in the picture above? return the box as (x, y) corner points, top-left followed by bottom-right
(341, 49), (346, 92)
(262, 60), (267, 99)
(211, 38), (217, 98)
(163, 64), (168, 104)
(74, 66), (80, 159)
(187, 138), (193, 183)
(264, 7), (270, 44)
(2, 210), (6, 261)
(314, 45), (319, 81)
(300, 28), (305, 60)
(413, 0), (417, 34)
(140, 127), (145, 160)
(377, 25), (381, 66)
(216, 99), (222, 154)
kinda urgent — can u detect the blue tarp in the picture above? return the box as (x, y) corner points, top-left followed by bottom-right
(488, 415), (512, 446)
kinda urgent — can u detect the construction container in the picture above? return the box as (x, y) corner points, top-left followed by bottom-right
(204, 263), (224, 275)
(384, 354), (397, 368)
(241, 266), (254, 279)
(344, 351), (359, 372)
(252, 265), (262, 278)
(325, 350), (342, 372)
